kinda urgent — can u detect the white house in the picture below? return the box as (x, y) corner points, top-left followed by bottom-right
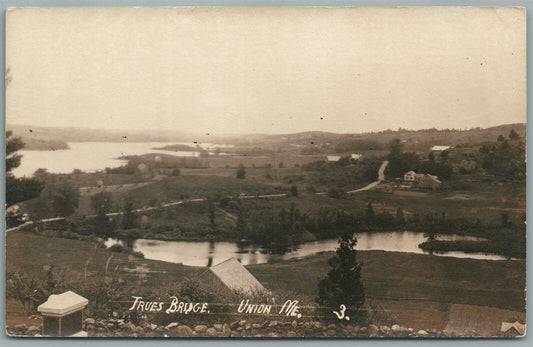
(351, 153), (363, 161)
(404, 171), (419, 181)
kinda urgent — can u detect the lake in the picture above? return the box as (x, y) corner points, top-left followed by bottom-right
(12, 141), (225, 177)
(105, 231), (512, 267)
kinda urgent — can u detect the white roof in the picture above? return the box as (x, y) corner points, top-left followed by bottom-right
(351, 154), (362, 159)
(431, 145), (450, 151)
(405, 171), (417, 175)
(210, 258), (266, 294)
(327, 156), (341, 161)
(38, 291), (88, 317)
(501, 321), (526, 335)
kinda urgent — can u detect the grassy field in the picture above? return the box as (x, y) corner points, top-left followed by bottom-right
(6, 231), (525, 331)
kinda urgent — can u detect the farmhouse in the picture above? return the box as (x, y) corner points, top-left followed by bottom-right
(403, 171), (442, 190)
(403, 171), (422, 182)
(199, 257), (268, 295)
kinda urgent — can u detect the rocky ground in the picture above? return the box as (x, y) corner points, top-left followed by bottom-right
(7, 316), (481, 338)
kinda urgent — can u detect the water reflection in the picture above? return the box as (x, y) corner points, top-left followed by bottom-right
(105, 231), (511, 267)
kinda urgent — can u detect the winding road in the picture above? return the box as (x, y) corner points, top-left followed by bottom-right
(346, 160), (388, 194)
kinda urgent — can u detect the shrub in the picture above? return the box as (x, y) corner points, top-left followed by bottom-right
(132, 251), (144, 259)
(109, 244), (124, 252)
(236, 164), (246, 179)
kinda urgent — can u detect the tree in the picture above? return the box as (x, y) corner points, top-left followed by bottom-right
(236, 164), (246, 179)
(365, 201), (374, 221)
(52, 182), (79, 217)
(91, 192), (114, 237)
(235, 207), (249, 239)
(6, 131), (23, 173)
(317, 232), (365, 320)
(396, 207), (405, 226)
(206, 195), (216, 226)
(497, 134), (505, 142)
(385, 138), (420, 178)
(509, 129), (520, 140)
(121, 201), (137, 229)
(290, 185), (298, 197)
(5, 131), (45, 207)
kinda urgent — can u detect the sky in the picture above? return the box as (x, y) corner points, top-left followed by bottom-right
(5, 7), (527, 135)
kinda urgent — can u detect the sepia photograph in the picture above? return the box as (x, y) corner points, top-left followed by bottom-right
(4, 6), (527, 338)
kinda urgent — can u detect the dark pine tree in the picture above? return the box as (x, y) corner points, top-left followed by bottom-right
(317, 232), (365, 322)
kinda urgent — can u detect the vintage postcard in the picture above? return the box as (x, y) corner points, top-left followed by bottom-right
(4, 6), (526, 338)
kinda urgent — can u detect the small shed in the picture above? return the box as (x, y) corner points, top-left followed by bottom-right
(38, 291), (89, 337)
(199, 257), (268, 295)
(500, 321), (526, 337)
(327, 155), (341, 162)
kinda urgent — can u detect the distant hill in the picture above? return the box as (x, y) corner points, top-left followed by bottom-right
(222, 124), (526, 153)
(6, 124), (210, 144)
(6, 123), (525, 153)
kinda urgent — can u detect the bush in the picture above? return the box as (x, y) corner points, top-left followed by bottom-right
(236, 164), (246, 179)
(327, 187), (346, 199)
(290, 185), (298, 197)
(132, 251), (144, 258)
(109, 244), (124, 252)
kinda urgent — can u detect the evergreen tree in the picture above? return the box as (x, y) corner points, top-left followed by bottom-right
(236, 164), (246, 179)
(317, 232), (365, 320)
(207, 195), (216, 226)
(121, 201), (137, 229)
(91, 192), (114, 237)
(396, 207), (405, 226)
(5, 131), (45, 207)
(509, 129), (520, 140)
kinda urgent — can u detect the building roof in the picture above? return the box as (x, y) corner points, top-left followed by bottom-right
(431, 145), (451, 151)
(209, 257), (267, 294)
(351, 153), (362, 159)
(38, 291), (89, 317)
(501, 321), (526, 336)
(405, 171), (417, 175)
(327, 155), (341, 162)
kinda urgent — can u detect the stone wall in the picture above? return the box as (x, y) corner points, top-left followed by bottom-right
(8, 317), (479, 338)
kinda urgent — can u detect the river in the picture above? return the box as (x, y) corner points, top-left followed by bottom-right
(105, 231), (512, 267)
